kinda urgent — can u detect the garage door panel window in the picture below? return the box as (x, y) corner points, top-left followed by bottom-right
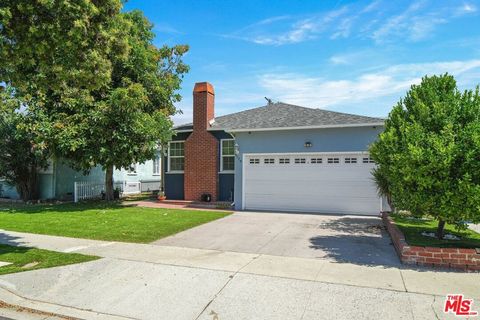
(221, 139), (235, 171)
(311, 158), (323, 164)
(168, 141), (184, 172)
(294, 158), (306, 164)
(264, 158), (275, 164)
(344, 157), (357, 164)
(327, 157), (340, 164)
(362, 157), (375, 164)
(249, 158), (260, 164)
(279, 158), (290, 164)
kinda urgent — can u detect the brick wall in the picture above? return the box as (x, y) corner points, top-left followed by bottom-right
(382, 213), (480, 271)
(184, 82), (219, 201)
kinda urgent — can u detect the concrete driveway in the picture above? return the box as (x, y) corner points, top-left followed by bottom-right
(154, 211), (401, 267)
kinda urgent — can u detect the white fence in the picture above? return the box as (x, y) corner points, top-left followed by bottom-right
(140, 180), (161, 192)
(74, 180), (155, 202)
(74, 181), (106, 202)
(121, 181), (142, 195)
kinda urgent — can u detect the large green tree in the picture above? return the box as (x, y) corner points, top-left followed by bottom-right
(1, 2), (188, 201)
(0, 0), (122, 104)
(0, 87), (49, 201)
(370, 74), (480, 239)
(55, 11), (188, 200)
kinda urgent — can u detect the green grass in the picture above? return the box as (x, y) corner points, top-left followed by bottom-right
(391, 214), (480, 248)
(0, 244), (98, 275)
(0, 202), (231, 243)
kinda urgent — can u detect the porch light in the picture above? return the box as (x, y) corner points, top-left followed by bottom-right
(304, 141), (312, 148)
(234, 143), (240, 155)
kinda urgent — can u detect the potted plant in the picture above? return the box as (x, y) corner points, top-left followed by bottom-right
(157, 191), (166, 201)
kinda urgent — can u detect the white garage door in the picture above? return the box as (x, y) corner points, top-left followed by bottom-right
(243, 153), (380, 215)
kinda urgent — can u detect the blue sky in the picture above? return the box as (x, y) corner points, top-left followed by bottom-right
(124, 0), (480, 125)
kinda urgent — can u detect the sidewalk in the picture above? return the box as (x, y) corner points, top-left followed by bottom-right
(1, 229), (479, 297)
(0, 229), (478, 319)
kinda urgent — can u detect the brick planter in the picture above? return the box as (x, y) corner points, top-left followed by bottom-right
(382, 213), (480, 272)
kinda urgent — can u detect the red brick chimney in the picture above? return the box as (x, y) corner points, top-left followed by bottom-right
(184, 82), (219, 201)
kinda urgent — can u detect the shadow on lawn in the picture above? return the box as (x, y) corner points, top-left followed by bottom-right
(0, 200), (132, 214)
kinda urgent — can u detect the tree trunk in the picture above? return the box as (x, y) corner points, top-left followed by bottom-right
(436, 220), (446, 240)
(29, 162), (39, 200)
(16, 163), (39, 202)
(386, 195), (395, 212)
(105, 164), (114, 201)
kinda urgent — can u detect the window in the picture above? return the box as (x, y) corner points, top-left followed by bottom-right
(311, 158), (322, 164)
(221, 140), (235, 171)
(168, 141), (184, 172)
(362, 157), (375, 164)
(327, 157), (340, 164)
(127, 163), (138, 175)
(294, 158), (306, 164)
(249, 158), (260, 164)
(279, 158), (290, 164)
(264, 158), (275, 164)
(153, 155), (160, 175)
(345, 157), (357, 164)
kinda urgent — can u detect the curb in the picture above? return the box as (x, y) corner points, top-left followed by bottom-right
(0, 286), (134, 320)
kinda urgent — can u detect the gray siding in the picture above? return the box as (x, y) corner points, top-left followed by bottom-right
(232, 126), (383, 210)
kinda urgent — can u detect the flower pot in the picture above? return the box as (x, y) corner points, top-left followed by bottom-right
(157, 195), (167, 201)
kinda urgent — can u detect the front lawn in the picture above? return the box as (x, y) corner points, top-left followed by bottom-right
(391, 214), (480, 248)
(0, 202), (231, 243)
(0, 244), (98, 275)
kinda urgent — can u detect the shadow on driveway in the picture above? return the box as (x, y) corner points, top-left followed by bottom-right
(308, 216), (402, 268)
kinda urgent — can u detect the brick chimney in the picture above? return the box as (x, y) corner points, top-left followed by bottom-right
(184, 82), (219, 201)
(192, 82), (215, 129)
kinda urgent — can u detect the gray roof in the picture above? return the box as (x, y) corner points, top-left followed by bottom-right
(175, 102), (384, 132)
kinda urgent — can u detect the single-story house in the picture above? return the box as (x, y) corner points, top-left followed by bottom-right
(165, 82), (386, 215)
(0, 153), (162, 201)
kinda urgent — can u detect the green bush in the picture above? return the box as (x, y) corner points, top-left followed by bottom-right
(370, 74), (480, 239)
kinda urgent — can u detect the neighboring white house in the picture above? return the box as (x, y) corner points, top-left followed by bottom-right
(0, 151), (162, 201)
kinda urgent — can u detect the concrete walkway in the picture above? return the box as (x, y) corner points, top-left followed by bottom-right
(0, 229), (478, 319)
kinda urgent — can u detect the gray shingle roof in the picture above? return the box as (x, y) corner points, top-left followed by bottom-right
(175, 102), (384, 132)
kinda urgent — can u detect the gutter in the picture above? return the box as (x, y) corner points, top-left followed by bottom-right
(174, 122), (385, 134)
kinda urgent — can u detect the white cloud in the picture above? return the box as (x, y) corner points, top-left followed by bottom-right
(227, 1), (478, 46)
(371, 1), (477, 43)
(154, 23), (182, 35)
(330, 17), (355, 39)
(251, 19), (318, 45)
(457, 3), (477, 14)
(329, 51), (374, 65)
(361, 0), (382, 13)
(257, 59), (480, 108)
(227, 7), (349, 46)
